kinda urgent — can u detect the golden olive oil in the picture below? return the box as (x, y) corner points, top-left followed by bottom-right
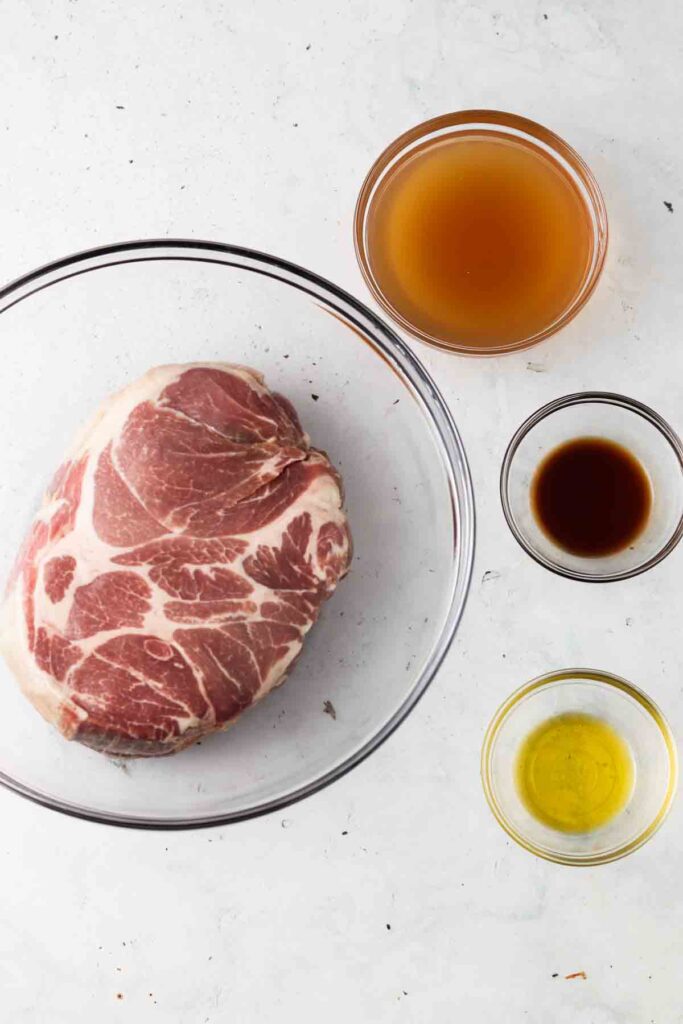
(515, 712), (634, 833)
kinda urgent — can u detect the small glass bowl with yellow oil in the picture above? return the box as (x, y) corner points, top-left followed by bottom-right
(481, 669), (677, 865)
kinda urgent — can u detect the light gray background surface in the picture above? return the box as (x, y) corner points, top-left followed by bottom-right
(1, 2), (682, 1020)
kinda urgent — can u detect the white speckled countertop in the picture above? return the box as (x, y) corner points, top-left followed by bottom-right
(2, 2), (683, 1020)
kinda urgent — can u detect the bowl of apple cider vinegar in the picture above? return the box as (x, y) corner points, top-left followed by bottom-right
(481, 670), (678, 865)
(354, 111), (608, 355)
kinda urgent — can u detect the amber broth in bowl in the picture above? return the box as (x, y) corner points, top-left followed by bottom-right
(356, 112), (607, 355)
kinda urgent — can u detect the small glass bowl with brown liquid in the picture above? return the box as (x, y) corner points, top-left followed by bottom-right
(500, 393), (683, 581)
(354, 111), (608, 356)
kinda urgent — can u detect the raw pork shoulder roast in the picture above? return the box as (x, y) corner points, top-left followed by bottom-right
(0, 364), (351, 756)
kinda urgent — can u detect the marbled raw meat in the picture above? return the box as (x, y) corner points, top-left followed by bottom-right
(0, 364), (351, 756)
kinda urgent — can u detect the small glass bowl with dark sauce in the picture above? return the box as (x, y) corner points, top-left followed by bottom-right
(500, 393), (683, 582)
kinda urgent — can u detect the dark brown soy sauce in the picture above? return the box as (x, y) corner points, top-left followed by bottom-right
(531, 437), (652, 557)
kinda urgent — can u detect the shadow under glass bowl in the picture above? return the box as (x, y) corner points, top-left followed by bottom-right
(0, 240), (474, 829)
(482, 669), (678, 866)
(500, 392), (683, 582)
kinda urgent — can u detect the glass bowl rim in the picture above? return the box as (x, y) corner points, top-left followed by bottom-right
(481, 667), (678, 866)
(353, 108), (609, 357)
(500, 391), (683, 582)
(0, 238), (475, 830)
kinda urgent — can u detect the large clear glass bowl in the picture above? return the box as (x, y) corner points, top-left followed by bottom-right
(0, 240), (474, 828)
